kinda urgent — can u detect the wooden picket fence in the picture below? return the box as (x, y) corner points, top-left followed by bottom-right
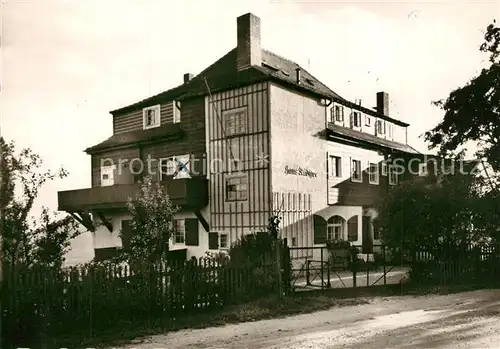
(4, 254), (286, 347)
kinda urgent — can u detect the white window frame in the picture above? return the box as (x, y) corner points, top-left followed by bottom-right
(173, 100), (181, 123)
(223, 107), (247, 137)
(351, 159), (362, 183)
(143, 105), (161, 129)
(219, 233), (229, 249)
(388, 165), (398, 185)
(418, 163), (428, 176)
(100, 165), (116, 187)
(159, 157), (176, 180)
(327, 217), (345, 241)
(173, 219), (185, 245)
(381, 162), (388, 176)
(368, 162), (379, 184)
(334, 104), (344, 123)
(226, 174), (248, 201)
(376, 119), (386, 135)
(329, 155), (342, 178)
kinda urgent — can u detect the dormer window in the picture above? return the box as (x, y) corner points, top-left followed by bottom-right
(351, 111), (361, 128)
(143, 105), (161, 129)
(330, 104), (344, 123)
(173, 101), (181, 123)
(376, 119), (386, 135)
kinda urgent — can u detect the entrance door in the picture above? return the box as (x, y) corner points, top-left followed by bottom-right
(362, 216), (373, 254)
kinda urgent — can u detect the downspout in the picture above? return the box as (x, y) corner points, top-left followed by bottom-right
(324, 98), (333, 137)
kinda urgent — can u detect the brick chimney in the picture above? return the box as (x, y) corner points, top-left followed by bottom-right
(237, 13), (261, 71)
(183, 73), (194, 83)
(376, 91), (389, 116)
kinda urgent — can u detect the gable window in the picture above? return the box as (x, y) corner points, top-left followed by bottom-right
(365, 115), (371, 126)
(388, 165), (398, 185)
(368, 162), (379, 184)
(173, 219), (185, 244)
(100, 165), (115, 187)
(223, 107), (247, 137)
(329, 155), (342, 177)
(388, 123), (394, 138)
(143, 105), (161, 129)
(327, 216), (345, 241)
(173, 101), (181, 123)
(376, 120), (386, 135)
(226, 175), (248, 201)
(351, 159), (362, 182)
(351, 111), (361, 128)
(220, 233), (228, 249)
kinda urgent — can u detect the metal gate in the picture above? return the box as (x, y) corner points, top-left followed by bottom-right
(288, 244), (410, 291)
(289, 247), (331, 290)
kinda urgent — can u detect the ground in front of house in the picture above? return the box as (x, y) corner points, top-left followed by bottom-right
(117, 289), (500, 349)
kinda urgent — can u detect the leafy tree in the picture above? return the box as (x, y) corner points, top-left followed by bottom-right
(374, 173), (487, 255)
(119, 175), (178, 264)
(0, 137), (79, 270)
(424, 21), (500, 172)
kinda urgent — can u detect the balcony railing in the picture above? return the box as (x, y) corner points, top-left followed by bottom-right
(58, 177), (208, 212)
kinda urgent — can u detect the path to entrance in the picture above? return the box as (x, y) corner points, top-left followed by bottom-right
(118, 289), (500, 349)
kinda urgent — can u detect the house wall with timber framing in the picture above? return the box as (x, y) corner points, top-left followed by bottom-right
(205, 82), (271, 247)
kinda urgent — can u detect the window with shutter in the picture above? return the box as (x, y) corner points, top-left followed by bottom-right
(184, 218), (199, 246)
(208, 232), (219, 249)
(173, 219), (185, 244)
(220, 233), (228, 248)
(328, 155), (342, 177)
(143, 105), (161, 129)
(351, 159), (362, 182)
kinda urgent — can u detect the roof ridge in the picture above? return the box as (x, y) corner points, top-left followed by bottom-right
(262, 49), (298, 66)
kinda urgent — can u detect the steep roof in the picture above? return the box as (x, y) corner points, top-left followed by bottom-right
(109, 48), (408, 127)
(327, 124), (418, 154)
(85, 123), (183, 154)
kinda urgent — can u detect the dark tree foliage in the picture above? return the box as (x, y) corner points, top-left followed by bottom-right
(425, 21), (500, 172)
(374, 173), (489, 254)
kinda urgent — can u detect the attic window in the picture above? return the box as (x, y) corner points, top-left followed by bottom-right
(262, 62), (280, 71)
(143, 105), (161, 129)
(305, 78), (314, 86)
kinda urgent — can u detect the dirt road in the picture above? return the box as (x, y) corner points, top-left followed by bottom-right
(120, 290), (500, 348)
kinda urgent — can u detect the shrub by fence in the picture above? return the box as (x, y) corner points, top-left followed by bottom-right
(4, 249), (291, 348)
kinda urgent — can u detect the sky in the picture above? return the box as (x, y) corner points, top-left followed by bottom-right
(2, 0), (498, 263)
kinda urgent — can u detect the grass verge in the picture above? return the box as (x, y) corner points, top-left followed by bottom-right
(55, 295), (368, 348)
(39, 282), (500, 349)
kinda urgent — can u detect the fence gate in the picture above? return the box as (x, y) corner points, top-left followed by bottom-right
(289, 247), (331, 291)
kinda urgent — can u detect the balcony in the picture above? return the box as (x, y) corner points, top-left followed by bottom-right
(58, 177), (208, 212)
